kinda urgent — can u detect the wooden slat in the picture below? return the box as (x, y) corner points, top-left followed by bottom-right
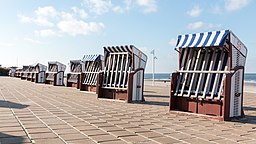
(210, 50), (224, 99)
(192, 50), (205, 91)
(109, 54), (116, 87)
(174, 48), (189, 96)
(180, 49), (194, 96)
(206, 50), (220, 98)
(202, 49), (217, 98)
(87, 61), (95, 85)
(122, 54), (129, 88)
(118, 54), (125, 88)
(195, 50), (211, 98)
(113, 54), (120, 87)
(84, 62), (94, 84)
(105, 55), (112, 86)
(185, 50), (198, 90)
(186, 49), (201, 97)
(217, 66), (228, 100)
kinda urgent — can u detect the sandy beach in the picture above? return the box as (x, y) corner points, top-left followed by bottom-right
(0, 77), (256, 143)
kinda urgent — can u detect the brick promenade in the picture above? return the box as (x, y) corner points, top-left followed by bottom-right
(0, 77), (256, 144)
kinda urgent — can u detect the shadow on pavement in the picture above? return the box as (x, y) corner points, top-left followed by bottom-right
(0, 132), (30, 143)
(0, 100), (29, 109)
(144, 95), (169, 98)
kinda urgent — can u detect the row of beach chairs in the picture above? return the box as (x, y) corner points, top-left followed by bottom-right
(9, 29), (248, 121)
(12, 45), (147, 103)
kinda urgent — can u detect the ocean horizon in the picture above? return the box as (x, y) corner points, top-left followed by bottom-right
(145, 73), (256, 83)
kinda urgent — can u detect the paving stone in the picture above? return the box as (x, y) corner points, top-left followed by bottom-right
(99, 140), (127, 144)
(33, 138), (65, 144)
(26, 128), (52, 134)
(66, 138), (96, 144)
(121, 135), (150, 143)
(220, 134), (251, 142)
(115, 123), (139, 129)
(60, 133), (87, 141)
(75, 125), (98, 131)
(182, 137), (215, 144)
(125, 127), (150, 133)
(93, 122), (113, 127)
(90, 134), (119, 143)
(168, 132), (194, 140)
(107, 120), (128, 125)
(29, 132), (58, 139)
(23, 124), (46, 129)
(152, 136), (181, 144)
(153, 128), (177, 134)
(138, 131), (163, 138)
(54, 128), (79, 135)
(49, 124), (71, 130)
(193, 133), (224, 141)
(82, 129), (108, 136)
(142, 124), (161, 130)
(110, 130), (137, 138)
(213, 139), (236, 144)
(100, 126), (124, 132)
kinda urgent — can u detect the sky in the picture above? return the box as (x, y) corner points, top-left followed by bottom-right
(0, 0), (255, 73)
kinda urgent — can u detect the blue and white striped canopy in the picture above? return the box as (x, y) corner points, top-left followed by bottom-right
(82, 54), (101, 62)
(176, 30), (229, 48)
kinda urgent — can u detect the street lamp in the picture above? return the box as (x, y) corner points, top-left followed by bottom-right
(150, 49), (157, 86)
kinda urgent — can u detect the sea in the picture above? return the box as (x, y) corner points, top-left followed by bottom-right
(144, 73), (256, 83)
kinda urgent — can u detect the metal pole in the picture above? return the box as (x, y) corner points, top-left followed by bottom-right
(151, 49), (156, 86)
(153, 52), (155, 86)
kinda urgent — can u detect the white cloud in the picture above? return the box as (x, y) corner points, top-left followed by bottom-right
(168, 38), (177, 47)
(24, 38), (42, 44)
(225, 0), (250, 11)
(18, 6), (56, 27)
(187, 5), (202, 17)
(34, 16), (54, 27)
(83, 0), (112, 15)
(18, 15), (33, 23)
(71, 7), (88, 19)
(34, 29), (59, 37)
(57, 18), (104, 36)
(124, 0), (132, 10)
(35, 6), (57, 17)
(187, 21), (221, 30)
(113, 6), (124, 13)
(137, 0), (157, 13)
(19, 5), (105, 37)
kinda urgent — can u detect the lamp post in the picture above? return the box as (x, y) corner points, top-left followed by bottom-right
(150, 49), (157, 86)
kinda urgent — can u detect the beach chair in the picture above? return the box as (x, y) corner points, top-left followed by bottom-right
(27, 65), (35, 81)
(45, 61), (66, 86)
(9, 67), (17, 77)
(80, 54), (103, 92)
(97, 45), (147, 103)
(170, 30), (247, 121)
(66, 60), (83, 89)
(15, 68), (22, 78)
(20, 66), (29, 80)
(31, 63), (47, 83)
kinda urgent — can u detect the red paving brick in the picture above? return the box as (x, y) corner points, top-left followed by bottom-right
(0, 77), (256, 143)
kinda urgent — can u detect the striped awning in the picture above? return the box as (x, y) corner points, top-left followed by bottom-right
(176, 30), (229, 48)
(82, 54), (101, 62)
(104, 45), (133, 54)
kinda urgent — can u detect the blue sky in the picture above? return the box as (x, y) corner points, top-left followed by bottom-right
(0, 0), (255, 73)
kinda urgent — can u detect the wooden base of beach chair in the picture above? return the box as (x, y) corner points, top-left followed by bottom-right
(98, 88), (131, 103)
(80, 85), (97, 92)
